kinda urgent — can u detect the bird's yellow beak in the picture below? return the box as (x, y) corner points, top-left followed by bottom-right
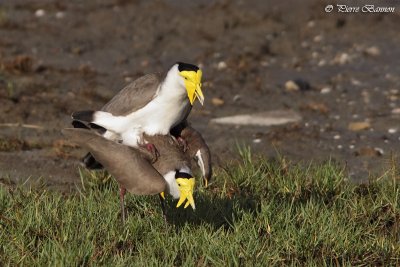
(175, 177), (196, 210)
(180, 70), (204, 106)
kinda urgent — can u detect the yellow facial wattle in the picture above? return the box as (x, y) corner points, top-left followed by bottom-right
(176, 177), (196, 210)
(179, 70), (204, 106)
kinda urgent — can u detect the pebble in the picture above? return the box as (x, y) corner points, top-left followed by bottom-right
(55, 11), (65, 19)
(355, 147), (379, 157)
(388, 128), (397, 134)
(301, 41), (309, 48)
(333, 135), (341, 140)
(337, 145), (343, 149)
(124, 77), (133, 82)
(307, 21), (315, 28)
(348, 122), (371, 131)
(217, 61), (227, 70)
(253, 138), (262, 144)
(391, 108), (400, 114)
(285, 79), (311, 92)
(313, 35), (323, 43)
(374, 147), (384, 155)
(351, 79), (362, 86)
(320, 87), (331, 94)
(364, 46), (381, 57)
(334, 53), (351, 65)
(285, 80), (299, 92)
(35, 9), (46, 17)
(349, 145), (355, 149)
(211, 97), (224, 107)
(232, 94), (241, 102)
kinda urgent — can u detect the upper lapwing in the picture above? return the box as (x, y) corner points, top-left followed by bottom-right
(72, 62), (204, 148)
(62, 128), (199, 223)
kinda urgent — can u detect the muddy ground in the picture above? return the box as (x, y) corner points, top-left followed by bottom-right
(1, 0), (400, 189)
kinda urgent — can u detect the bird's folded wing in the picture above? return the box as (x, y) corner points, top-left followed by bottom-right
(62, 128), (167, 195)
(101, 73), (163, 116)
(174, 123), (212, 182)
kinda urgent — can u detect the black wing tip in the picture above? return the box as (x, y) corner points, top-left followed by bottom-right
(72, 120), (90, 129)
(88, 123), (107, 135)
(71, 110), (95, 122)
(82, 153), (103, 170)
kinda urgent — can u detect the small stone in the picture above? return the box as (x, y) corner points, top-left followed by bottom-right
(355, 147), (379, 157)
(211, 97), (224, 107)
(285, 80), (299, 92)
(320, 87), (331, 94)
(349, 145), (355, 149)
(55, 11), (65, 19)
(374, 147), (384, 156)
(253, 138), (262, 144)
(124, 77), (133, 82)
(141, 60), (149, 67)
(35, 9), (45, 17)
(337, 145), (343, 149)
(307, 21), (315, 28)
(333, 135), (341, 140)
(217, 61), (227, 70)
(391, 108), (400, 114)
(285, 79), (311, 92)
(348, 122), (371, 131)
(364, 46), (381, 57)
(334, 53), (351, 65)
(313, 35), (323, 43)
(388, 128), (397, 134)
(232, 94), (241, 102)
(301, 41), (309, 48)
(304, 102), (329, 114)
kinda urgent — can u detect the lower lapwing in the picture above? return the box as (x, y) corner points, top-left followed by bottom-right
(62, 128), (198, 223)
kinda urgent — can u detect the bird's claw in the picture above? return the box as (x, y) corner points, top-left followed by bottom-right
(145, 143), (159, 163)
(177, 136), (188, 152)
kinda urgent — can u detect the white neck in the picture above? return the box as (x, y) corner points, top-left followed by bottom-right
(158, 65), (186, 100)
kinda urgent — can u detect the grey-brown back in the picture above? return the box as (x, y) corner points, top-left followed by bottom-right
(143, 134), (191, 175)
(101, 73), (162, 116)
(62, 128), (167, 195)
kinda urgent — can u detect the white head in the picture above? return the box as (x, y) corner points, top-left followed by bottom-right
(162, 166), (196, 210)
(163, 62), (204, 105)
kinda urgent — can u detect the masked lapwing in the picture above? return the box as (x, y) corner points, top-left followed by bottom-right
(171, 122), (212, 185)
(73, 119), (212, 187)
(72, 62), (204, 149)
(62, 128), (197, 223)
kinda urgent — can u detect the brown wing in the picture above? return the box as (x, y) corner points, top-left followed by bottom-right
(62, 128), (167, 195)
(143, 134), (191, 175)
(172, 123), (212, 182)
(101, 73), (163, 116)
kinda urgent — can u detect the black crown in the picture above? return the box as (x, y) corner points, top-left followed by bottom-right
(177, 62), (199, 72)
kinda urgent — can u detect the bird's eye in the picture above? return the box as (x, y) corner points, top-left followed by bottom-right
(184, 77), (188, 80)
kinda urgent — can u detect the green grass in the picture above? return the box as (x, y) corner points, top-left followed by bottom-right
(1, 150), (400, 266)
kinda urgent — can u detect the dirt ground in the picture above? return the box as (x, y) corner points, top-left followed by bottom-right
(1, 0), (400, 188)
